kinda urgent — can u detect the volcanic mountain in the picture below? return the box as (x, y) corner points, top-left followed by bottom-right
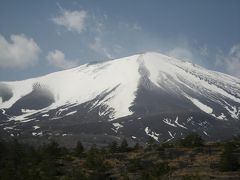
(0, 52), (240, 144)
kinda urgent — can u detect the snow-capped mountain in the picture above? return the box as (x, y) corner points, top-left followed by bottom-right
(0, 52), (240, 143)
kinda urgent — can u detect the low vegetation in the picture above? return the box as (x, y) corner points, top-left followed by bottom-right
(0, 133), (239, 179)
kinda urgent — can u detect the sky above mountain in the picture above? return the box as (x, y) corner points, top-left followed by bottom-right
(0, 0), (240, 81)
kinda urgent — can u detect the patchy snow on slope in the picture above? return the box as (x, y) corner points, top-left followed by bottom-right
(163, 116), (187, 129)
(183, 93), (227, 120)
(112, 122), (123, 133)
(9, 110), (38, 122)
(225, 105), (240, 119)
(65, 110), (77, 116)
(113, 122), (123, 128)
(56, 107), (69, 116)
(145, 127), (159, 142)
(217, 113), (227, 120)
(186, 116), (193, 122)
(163, 118), (177, 127)
(175, 116), (187, 129)
(203, 131), (209, 136)
(1, 109), (6, 115)
(33, 126), (40, 130)
(21, 109), (37, 113)
(98, 107), (113, 117)
(184, 95), (213, 114)
(165, 131), (176, 142)
(32, 131), (43, 136)
(143, 52), (240, 120)
(4, 126), (14, 130)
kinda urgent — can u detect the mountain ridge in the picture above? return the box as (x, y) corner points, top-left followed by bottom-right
(0, 52), (240, 143)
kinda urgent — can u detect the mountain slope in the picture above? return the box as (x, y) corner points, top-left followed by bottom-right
(0, 52), (240, 143)
(0, 54), (141, 119)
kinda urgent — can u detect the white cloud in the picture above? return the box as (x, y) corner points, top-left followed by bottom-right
(168, 47), (193, 62)
(46, 49), (78, 69)
(89, 37), (113, 59)
(199, 44), (208, 57)
(132, 23), (142, 31)
(118, 22), (142, 31)
(0, 34), (41, 69)
(52, 9), (87, 33)
(226, 45), (240, 77)
(215, 44), (240, 78)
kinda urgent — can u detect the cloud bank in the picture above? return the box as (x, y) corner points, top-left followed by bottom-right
(47, 49), (78, 69)
(0, 34), (41, 69)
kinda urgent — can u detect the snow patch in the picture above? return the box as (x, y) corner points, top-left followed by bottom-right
(216, 113), (226, 120)
(21, 109), (36, 113)
(184, 94), (225, 120)
(98, 107), (113, 117)
(112, 122), (123, 133)
(163, 116), (187, 129)
(145, 127), (159, 142)
(1, 109), (6, 115)
(184, 95), (213, 114)
(56, 108), (69, 116)
(186, 116), (193, 122)
(65, 110), (77, 116)
(225, 105), (240, 119)
(163, 118), (177, 127)
(203, 131), (208, 136)
(175, 116), (187, 129)
(165, 131), (176, 142)
(33, 126), (40, 130)
(4, 126), (14, 130)
(9, 109), (38, 122)
(32, 131), (43, 136)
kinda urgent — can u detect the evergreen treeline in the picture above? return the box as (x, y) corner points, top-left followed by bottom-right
(0, 134), (239, 180)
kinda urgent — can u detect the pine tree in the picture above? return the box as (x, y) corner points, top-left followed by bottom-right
(120, 139), (128, 152)
(109, 140), (118, 153)
(75, 140), (84, 156)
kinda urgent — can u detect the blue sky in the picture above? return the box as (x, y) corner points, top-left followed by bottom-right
(0, 0), (240, 80)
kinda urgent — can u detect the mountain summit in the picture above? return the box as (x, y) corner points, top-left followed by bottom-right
(0, 52), (240, 143)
